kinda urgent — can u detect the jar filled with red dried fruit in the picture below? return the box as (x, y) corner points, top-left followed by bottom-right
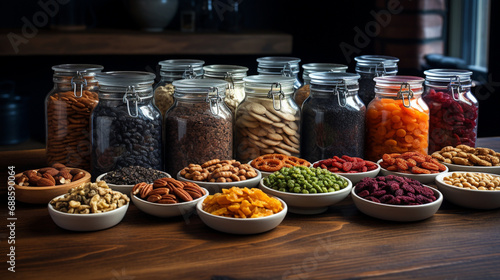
(355, 55), (399, 106)
(45, 64), (103, 171)
(423, 69), (478, 153)
(256, 56), (302, 90)
(294, 63), (348, 107)
(365, 76), (429, 162)
(203, 64), (248, 115)
(164, 79), (232, 176)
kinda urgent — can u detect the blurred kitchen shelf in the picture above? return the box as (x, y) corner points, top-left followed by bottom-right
(0, 29), (292, 56)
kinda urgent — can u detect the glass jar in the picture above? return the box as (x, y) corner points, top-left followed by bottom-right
(301, 72), (365, 162)
(164, 79), (232, 175)
(153, 59), (204, 117)
(423, 69), (478, 153)
(256, 56), (302, 90)
(365, 76), (429, 161)
(45, 64), (103, 170)
(91, 71), (162, 178)
(235, 75), (300, 162)
(203, 64), (248, 114)
(294, 63), (348, 107)
(355, 55), (399, 106)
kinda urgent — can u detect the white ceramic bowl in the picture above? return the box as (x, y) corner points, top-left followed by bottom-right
(48, 194), (129, 231)
(442, 162), (500, 175)
(312, 160), (380, 184)
(132, 187), (209, 218)
(96, 171), (171, 194)
(259, 176), (352, 214)
(196, 196), (287, 234)
(248, 160), (312, 178)
(435, 172), (500, 209)
(176, 170), (262, 194)
(377, 159), (448, 184)
(351, 185), (443, 222)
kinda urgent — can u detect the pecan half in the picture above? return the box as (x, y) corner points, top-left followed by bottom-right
(173, 187), (192, 202)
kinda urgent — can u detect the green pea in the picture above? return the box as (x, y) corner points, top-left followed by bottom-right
(302, 189), (309, 194)
(293, 186), (301, 193)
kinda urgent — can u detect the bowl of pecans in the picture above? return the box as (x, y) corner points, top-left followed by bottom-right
(377, 152), (448, 184)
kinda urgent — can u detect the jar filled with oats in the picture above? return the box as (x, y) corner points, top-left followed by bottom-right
(235, 75), (300, 162)
(164, 79), (232, 176)
(45, 64), (103, 170)
(294, 63), (348, 107)
(355, 55), (399, 106)
(153, 59), (204, 117)
(203, 64), (248, 115)
(256, 56), (302, 90)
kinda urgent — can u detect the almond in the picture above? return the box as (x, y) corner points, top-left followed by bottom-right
(38, 167), (59, 177)
(58, 170), (73, 180)
(16, 175), (29, 186)
(72, 172), (85, 181)
(53, 175), (68, 185)
(37, 177), (55, 186)
(42, 173), (56, 185)
(52, 163), (67, 170)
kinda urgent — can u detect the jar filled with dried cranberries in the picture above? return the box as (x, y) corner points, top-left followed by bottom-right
(45, 64), (103, 170)
(164, 79), (232, 175)
(365, 76), (429, 162)
(301, 72), (365, 162)
(355, 55), (399, 106)
(256, 56), (302, 90)
(423, 69), (478, 153)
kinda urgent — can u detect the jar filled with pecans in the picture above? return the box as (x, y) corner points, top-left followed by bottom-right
(294, 63), (348, 107)
(153, 59), (204, 117)
(301, 72), (365, 162)
(91, 71), (163, 178)
(256, 56), (302, 90)
(355, 55), (399, 106)
(164, 79), (232, 176)
(235, 75), (300, 162)
(203, 64), (248, 115)
(45, 64), (103, 170)
(365, 76), (429, 162)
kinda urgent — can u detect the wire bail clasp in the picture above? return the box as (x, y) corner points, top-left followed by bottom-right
(182, 65), (197, 79)
(123, 86), (141, 117)
(449, 75), (463, 101)
(374, 62), (387, 77)
(397, 82), (414, 108)
(224, 72), (235, 89)
(206, 86), (221, 115)
(334, 79), (348, 108)
(71, 71), (87, 98)
(267, 82), (284, 111)
(281, 63), (293, 78)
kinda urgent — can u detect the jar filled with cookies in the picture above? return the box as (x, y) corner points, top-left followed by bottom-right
(355, 55), (399, 106)
(365, 76), (429, 162)
(294, 63), (348, 107)
(91, 71), (163, 178)
(45, 64), (104, 170)
(203, 64), (248, 115)
(256, 56), (302, 90)
(164, 79), (232, 176)
(301, 72), (365, 162)
(423, 69), (478, 153)
(235, 75), (300, 162)
(154, 59), (204, 117)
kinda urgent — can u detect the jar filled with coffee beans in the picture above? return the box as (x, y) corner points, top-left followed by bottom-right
(45, 64), (104, 170)
(203, 64), (248, 115)
(91, 71), (162, 178)
(153, 59), (204, 117)
(355, 55), (399, 106)
(294, 63), (348, 107)
(256, 56), (302, 90)
(164, 79), (232, 175)
(235, 75), (300, 162)
(301, 72), (365, 162)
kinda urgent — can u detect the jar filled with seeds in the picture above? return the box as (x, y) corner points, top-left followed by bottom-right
(235, 75), (300, 162)
(355, 55), (399, 106)
(91, 71), (162, 178)
(203, 64), (248, 115)
(164, 79), (232, 175)
(256, 56), (302, 90)
(365, 76), (429, 162)
(294, 63), (348, 107)
(45, 64), (104, 170)
(153, 59), (204, 117)
(301, 72), (365, 162)
(423, 69), (478, 153)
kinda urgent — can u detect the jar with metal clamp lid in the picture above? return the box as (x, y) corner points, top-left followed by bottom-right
(355, 55), (399, 106)
(235, 75), (300, 162)
(365, 76), (429, 162)
(91, 71), (162, 178)
(154, 59), (205, 117)
(164, 79), (232, 175)
(301, 72), (365, 162)
(256, 56), (302, 90)
(423, 69), (478, 153)
(203, 64), (248, 114)
(45, 64), (103, 170)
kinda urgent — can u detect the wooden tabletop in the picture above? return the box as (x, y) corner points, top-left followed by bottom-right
(1, 138), (500, 280)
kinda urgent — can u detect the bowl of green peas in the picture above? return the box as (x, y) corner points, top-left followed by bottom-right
(260, 166), (352, 214)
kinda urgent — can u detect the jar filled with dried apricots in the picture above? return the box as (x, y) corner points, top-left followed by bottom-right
(45, 64), (103, 170)
(365, 76), (429, 161)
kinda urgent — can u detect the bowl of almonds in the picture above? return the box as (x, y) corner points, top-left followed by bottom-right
(14, 163), (91, 204)
(431, 145), (500, 175)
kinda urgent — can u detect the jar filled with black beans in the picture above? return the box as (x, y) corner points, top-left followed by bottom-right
(300, 72), (366, 162)
(164, 79), (232, 175)
(91, 71), (162, 178)
(355, 55), (399, 106)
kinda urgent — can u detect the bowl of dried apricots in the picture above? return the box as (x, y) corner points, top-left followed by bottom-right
(249, 153), (311, 177)
(196, 187), (287, 234)
(377, 152), (448, 184)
